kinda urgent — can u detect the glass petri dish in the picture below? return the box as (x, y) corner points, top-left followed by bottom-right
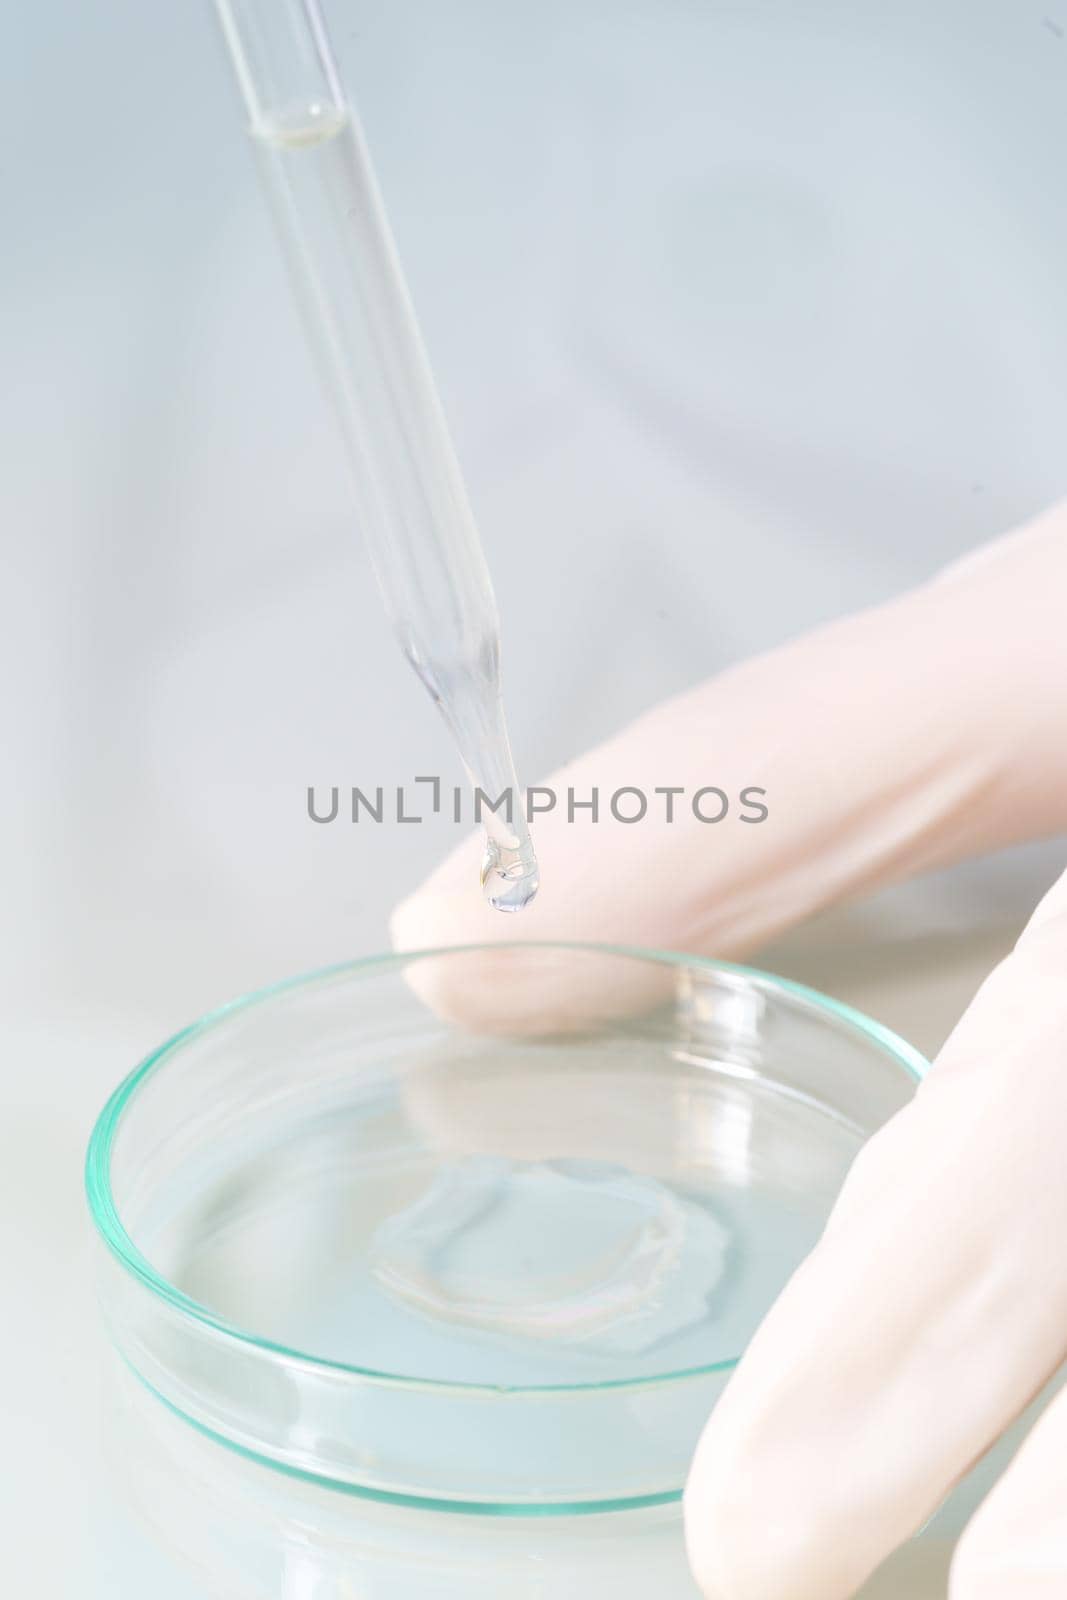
(85, 943), (926, 1514)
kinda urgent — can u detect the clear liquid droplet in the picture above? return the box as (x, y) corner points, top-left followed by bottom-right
(481, 836), (540, 913)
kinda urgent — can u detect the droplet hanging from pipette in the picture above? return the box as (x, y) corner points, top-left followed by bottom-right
(481, 834), (540, 913)
(417, 657), (540, 914)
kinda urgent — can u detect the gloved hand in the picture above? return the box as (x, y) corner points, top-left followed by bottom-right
(392, 499), (1067, 1595)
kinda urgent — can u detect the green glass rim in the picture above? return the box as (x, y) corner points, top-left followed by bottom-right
(85, 940), (929, 1399)
(126, 1354), (686, 1518)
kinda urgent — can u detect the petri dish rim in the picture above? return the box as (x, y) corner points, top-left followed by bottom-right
(85, 940), (929, 1399)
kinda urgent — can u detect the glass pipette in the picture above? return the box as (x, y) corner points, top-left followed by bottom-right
(212, 0), (539, 911)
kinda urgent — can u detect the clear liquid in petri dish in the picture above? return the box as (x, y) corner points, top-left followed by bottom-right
(161, 1054), (859, 1387)
(369, 1156), (730, 1353)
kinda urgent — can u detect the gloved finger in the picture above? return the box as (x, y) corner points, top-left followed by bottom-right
(682, 863), (1067, 1600)
(392, 504), (1067, 1031)
(950, 1374), (1067, 1598)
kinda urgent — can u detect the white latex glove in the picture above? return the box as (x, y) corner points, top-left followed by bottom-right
(683, 864), (1067, 1599)
(393, 500), (1067, 1595)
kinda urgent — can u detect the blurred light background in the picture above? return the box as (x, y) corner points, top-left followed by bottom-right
(2, 1), (1066, 1593)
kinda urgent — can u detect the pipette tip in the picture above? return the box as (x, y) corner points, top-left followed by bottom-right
(481, 840), (540, 913)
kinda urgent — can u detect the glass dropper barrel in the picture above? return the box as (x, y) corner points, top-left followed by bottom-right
(212, 0), (539, 911)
